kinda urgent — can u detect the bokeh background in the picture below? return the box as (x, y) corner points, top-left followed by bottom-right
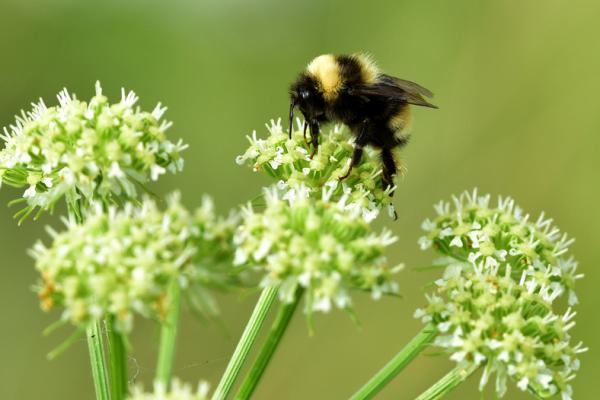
(1, 0), (598, 399)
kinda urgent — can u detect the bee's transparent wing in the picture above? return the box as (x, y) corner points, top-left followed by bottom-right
(380, 74), (434, 98)
(351, 75), (438, 109)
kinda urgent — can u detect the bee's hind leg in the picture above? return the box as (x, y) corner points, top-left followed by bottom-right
(380, 148), (399, 220)
(380, 148), (397, 195)
(339, 146), (364, 181)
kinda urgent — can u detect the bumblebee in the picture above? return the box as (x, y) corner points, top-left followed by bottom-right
(289, 54), (436, 191)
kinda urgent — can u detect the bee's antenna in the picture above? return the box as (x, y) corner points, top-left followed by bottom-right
(288, 99), (296, 139)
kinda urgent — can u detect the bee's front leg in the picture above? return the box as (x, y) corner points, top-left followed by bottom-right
(303, 121), (310, 146)
(288, 99), (296, 139)
(309, 120), (320, 158)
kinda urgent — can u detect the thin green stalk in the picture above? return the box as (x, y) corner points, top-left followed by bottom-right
(87, 321), (111, 400)
(106, 317), (128, 400)
(212, 286), (279, 400)
(69, 202), (111, 400)
(350, 323), (438, 400)
(156, 280), (182, 390)
(415, 362), (479, 400)
(235, 288), (303, 400)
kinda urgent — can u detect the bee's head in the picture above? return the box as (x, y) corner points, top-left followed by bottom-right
(288, 73), (326, 137)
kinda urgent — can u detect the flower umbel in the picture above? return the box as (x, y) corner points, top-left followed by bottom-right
(236, 118), (396, 221)
(31, 193), (236, 333)
(0, 82), (187, 221)
(415, 261), (587, 399)
(234, 185), (402, 317)
(418, 189), (582, 305)
(128, 378), (210, 400)
(415, 190), (586, 399)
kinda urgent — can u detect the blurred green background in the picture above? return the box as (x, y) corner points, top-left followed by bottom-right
(1, 0), (598, 399)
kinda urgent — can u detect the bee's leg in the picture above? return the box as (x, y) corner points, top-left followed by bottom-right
(288, 99), (296, 139)
(339, 121), (369, 180)
(309, 120), (320, 158)
(380, 148), (397, 195)
(380, 148), (399, 220)
(303, 121), (310, 145)
(338, 146), (364, 180)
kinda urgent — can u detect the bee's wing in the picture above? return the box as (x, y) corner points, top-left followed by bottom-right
(380, 74), (434, 97)
(352, 75), (438, 109)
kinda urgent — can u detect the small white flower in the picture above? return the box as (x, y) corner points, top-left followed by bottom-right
(421, 218), (436, 231)
(128, 378), (211, 400)
(23, 185), (37, 198)
(150, 164), (166, 181)
(108, 161), (124, 178)
(313, 297), (332, 312)
(253, 238), (272, 261)
(449, 236), (463, 247)
(517, 377), (529, 391)
(418, 236), (432, 250)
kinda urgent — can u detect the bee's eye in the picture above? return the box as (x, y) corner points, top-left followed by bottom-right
(300, 90), (310, 99)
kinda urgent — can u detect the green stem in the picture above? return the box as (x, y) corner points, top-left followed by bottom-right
(415, 362), (479, 400)
(350, 323), (438, 400)
(211, 285), (279, 400)
(68, 202), (111, 400)
(156, 280), (182, 390)
(235, 288), (303, 400)
(87, 321), (111, 400)
(107, 317), (128, 400)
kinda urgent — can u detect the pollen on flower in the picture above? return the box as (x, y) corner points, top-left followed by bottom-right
(0, 82), (187, 220)
(30, 192), (238, 333)
(235, 118), (395, 222)
(234, 185), (401, 318)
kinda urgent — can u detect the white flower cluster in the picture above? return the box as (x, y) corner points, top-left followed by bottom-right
(32, 193), (237, 333)
(128, 379), (210, 400)
(0, 82), (186, 219)
(415, 190), (586, 399)
(418, 189), (582, 305)
(234, 185), (402, 316)
(236, 118), (395, 222)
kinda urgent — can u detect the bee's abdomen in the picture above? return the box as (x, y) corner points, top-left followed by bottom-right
(388, 104), (413, 140)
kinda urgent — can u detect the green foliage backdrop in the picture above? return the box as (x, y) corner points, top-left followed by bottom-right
(0, 1), (597, 398)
